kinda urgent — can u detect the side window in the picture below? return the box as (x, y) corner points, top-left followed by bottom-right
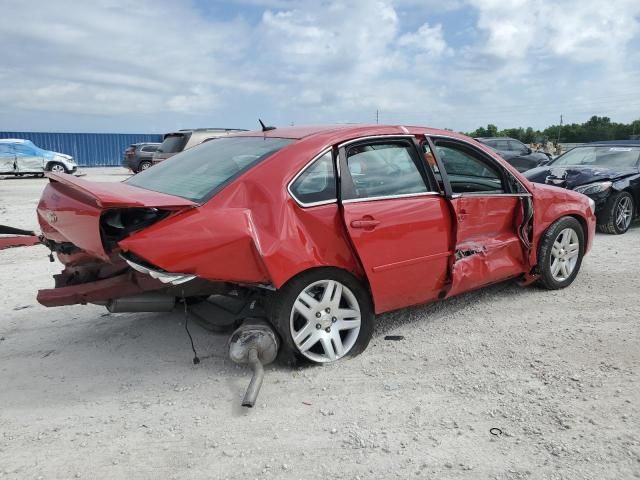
(13, 144), (35, 156)
(141, 146), (158, 152)
(290, 151), (336, 205)
(508, 140), (526, 153)
(345, 142), (429, 200)
(494, 140), (510, 151)
(434, 141), (504, 194)
(0, 144), (13, 156)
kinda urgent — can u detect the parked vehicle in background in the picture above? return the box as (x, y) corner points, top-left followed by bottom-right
(36, 124), (595, 364)
(476, 137), (550, 172)
(0, 139), (76, 176)
(152, 128), (247, 165)
(122, 143), (160, 173)
(525, 141), (640, 234)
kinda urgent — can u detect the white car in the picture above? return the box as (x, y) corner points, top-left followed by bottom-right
(0, 139), (77, 176)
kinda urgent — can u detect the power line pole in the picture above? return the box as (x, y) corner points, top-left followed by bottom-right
(376, 109), (379, 124)
(557, 114), (563, 144)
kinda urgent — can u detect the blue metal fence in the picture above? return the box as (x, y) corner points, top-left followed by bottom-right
(0, 132), (163, 167)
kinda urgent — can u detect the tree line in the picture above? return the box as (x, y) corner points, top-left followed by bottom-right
(465, 116), (640, 144)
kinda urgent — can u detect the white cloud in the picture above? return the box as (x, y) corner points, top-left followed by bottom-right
(469, 0), (640, 62)
(0, 0), (638, 133)
(397, 22), (452, 56)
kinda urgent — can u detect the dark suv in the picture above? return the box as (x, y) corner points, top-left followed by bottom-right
(122, 143), (160, 173)
(476, 137), (550, 172)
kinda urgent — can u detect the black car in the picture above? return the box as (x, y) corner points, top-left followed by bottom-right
(122, 143), (161, 173)
(476, 137), (550, 172)
(525, 141), (640, 234)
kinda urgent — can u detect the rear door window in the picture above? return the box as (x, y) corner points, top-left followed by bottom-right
(0, 144), (13, 156)
(158, 134), (189, 153)
(343, 142), (430, 200)
(141, 145), (158, 153)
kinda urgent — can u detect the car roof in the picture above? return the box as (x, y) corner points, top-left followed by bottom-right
(173, 128), (248, 133)
(228, 124), (470, 143)
(475, 137), (515, 141)
(0, 138), (31, 143)
(587, 140), (640, 146)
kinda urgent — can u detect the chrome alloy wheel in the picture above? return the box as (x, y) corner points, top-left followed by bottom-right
(616, 196), (633, 231)
(550, 228), (580, 282)
(50, 164), (66, 173)
(289, 280), (361, 363)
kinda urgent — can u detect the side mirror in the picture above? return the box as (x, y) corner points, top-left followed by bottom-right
(526, 147), (532, 154)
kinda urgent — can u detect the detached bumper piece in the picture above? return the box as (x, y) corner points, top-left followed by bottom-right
(122, 254), (195, 286)
(0, 225), (40, 251)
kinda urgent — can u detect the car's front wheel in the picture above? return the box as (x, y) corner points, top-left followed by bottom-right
(597, 191), (634, 235)
(537, 216), (585, 290)
(47, 162), (67, 174)
(271, 268), (374, 364)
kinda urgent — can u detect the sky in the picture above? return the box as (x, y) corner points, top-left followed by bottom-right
(0, 0), (639, 134)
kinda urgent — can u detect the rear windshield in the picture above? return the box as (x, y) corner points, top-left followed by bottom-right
(126, 137), (293, 203)
(157, 133), (189, 154)
(552, 146), (640, 168)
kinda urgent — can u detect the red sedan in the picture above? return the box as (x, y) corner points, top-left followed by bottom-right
(36, 125), (596, 364)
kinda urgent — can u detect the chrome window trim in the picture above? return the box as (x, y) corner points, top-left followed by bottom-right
(450, 193), (533, 199)
(338, 134), (415, 149)
(342, 191), (440, 204)
(429, 135), (532, 196)
(287, 148), (337, 208)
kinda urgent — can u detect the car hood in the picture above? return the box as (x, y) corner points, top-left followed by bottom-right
(524, 165), (638, 189)
(42, 150), (73, 161)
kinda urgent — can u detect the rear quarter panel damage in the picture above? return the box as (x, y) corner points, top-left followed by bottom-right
(118, 151), (363, 288)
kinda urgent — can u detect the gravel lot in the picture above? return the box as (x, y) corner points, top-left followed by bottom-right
(1, 168), (639, 480)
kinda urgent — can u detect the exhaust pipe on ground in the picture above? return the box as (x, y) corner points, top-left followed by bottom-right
(227, 320), (279, 408)
(106, 293), (176, 313)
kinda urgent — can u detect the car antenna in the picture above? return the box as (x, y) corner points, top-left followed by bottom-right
(258, 119), (276, 132)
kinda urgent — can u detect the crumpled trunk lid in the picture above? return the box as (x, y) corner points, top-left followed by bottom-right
(37, 172), (195, 260)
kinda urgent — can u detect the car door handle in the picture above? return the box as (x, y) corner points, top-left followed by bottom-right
(351, 219), (381, 229)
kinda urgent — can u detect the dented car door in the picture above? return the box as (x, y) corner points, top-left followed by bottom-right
(14, 142), (45, 173)
(339, 137), (452, 313)
(428, 137), (530, 297)
(0, 144), (16, 174)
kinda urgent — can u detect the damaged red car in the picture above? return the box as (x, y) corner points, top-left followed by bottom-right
(35, 125), (596, 364)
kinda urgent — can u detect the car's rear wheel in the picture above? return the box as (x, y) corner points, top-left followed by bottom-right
(537, 216), (585, 290)
(47, 162), (67, 174)
(270, 268), (374, 364)
(597, 191), (634, 235)
(138, 161), (152, 172)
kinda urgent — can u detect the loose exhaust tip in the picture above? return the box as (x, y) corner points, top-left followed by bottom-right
(228, 320), (279, 408)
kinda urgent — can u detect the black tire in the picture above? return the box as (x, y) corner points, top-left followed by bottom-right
(597, 191), (634, 235)
(537, 216), (585, 290)
(46, 162), (68, 174)
(138, 161), (152, 172)
(270, 267), (374, 365)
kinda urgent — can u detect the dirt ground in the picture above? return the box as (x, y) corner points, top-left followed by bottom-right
(1, 168), (638, 480)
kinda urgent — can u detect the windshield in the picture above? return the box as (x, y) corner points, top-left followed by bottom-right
(126, 136), (293, 203)
(157, 133), (189, 153)
(552, 146), (640, 168)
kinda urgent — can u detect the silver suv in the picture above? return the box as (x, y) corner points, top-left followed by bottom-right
(152, 128), (247, 165)
(0, 139), (76, 176)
